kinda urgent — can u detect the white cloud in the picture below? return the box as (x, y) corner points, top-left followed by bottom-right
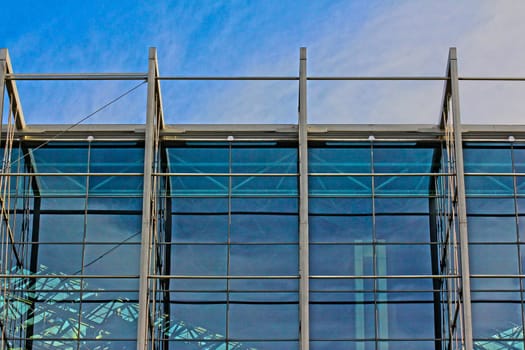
(7, 0), (525, 125)
(184, 0), (525, 125)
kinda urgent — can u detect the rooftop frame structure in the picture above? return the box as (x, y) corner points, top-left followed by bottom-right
(1, 47), (525, 350)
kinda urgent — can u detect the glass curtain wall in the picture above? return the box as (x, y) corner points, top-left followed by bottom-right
(3, 135), (525, 350)
(0, 141), (144, 349)
(152, 141), (299, 349)
(308, 141), (440, 350)
(464, 142), (525, 349)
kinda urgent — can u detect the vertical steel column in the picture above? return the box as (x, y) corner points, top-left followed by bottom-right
(0, 49), (6, 130)
(449, 47), (473, 350)
(137, 47), (158, 350)
(0, 48), (26, 130)
(298, 47), (309, 350)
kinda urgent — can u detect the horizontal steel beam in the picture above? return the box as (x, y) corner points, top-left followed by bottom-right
(158, 76), (298, 81)
(6, 73), (147, 80)
(22, 75), (525, 82)
(459, 77), (525, 81)
(308, 76), (448, 81)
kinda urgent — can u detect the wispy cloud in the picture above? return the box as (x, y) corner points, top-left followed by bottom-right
(159, 0), (525, 125)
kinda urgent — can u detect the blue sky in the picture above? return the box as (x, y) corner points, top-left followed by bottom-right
(1, 1), (525, 125)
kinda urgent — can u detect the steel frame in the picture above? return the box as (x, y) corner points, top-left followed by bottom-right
(298, 47), (309, 350)
(2, 46), (525, 350)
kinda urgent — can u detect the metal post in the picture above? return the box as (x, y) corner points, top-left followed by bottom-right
(0, 49), (7, 130)
(449, 47), (473, 350)
(298, 47), (309, 350)
(0, 48), (26, 130)
(137, 47), (158, 350)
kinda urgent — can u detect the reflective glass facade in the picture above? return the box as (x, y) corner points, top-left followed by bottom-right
(0, 131), (524, 350)
(2, 43), (524, 350)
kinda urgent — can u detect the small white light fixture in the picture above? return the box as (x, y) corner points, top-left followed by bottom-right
(508, 135), (516, 142)
(227, 136), (234, 141)
(368, 135), (375, 141)
(87, 135), (94, 142)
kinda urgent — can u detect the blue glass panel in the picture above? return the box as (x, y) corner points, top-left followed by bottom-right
(31, 342), (81, 348)
(88, 197), (142, 211)
(309, 146), (371, 173)
(376, 291), (434, 301)
(229, 304), (298, 339)
(87, 214), (141, 242)
(39, 175), (87, 195)
(229, 292), (297, 302)
(29, 278), (82, 295)
(171, 290), (225, 301)
(40, 214), (84, 242)
(467, 198), (515, 214)
(310, 303), (375, 340)
(470, 244), (519, 275)
(464, 144), (512, 173)
(515, 176), (525, 195)
(83, 244), (140, 275)
(471, 276), (520, 292)
(380, 278), (434, 292)
(512, 145), (525, 172)
(78, 341), (137, 349)
(377, 341), (436, 350)
(170, 278), (227, 291)
(373, 145), (435, 173)
(231, 176), (297, 195)
(37, 244), (83, 274)
(231, 214), (298, 243)
(375, 215), (430, 243)
(472, 302), (523, 339)
(374, 175), (431, 195)
(380, 245), (432, 275)
(167, 341), (226, 350)
(310, 245), (373, 276)
(89, 146), (143, 173)
(11, 212), (30, 242)
(310, 292), (374, 302)
(309, 176), (371, 195)
(170, 245), (227, 276)
(31, 298), (81, 338)
(41, 197), (86, 210)
(171, 197), (228, 213)
(89, 175), (143, 195)
(232, 146), (297, 173)
(231, 197), (298, 213)
(229, 245), (298, 276)
(309, 198), (372, 215)
(521, 244), (525, 273)
(516, 199), (525, 215)
(468, 216), (517, 243)
(311, 341), (375, 350)
(375, 197), (429, 213)
(310, 215), (373, 243)
(168, 146), (229, 173)
(31, 145), (88, 173)
(471, 288), (521, 301)
(378, 302), (435, 339)
(466, 175), (514, 195)
(79, 298), (137, 339)
(86, 278), (139, 293)
(172, 214), (228, 243)
(169, 294), (226, 339)
(232, 341), (299, 350)
(310, 278), (374, 292)
(171, 176), (229, 196)
(229, 279), (298, 292)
